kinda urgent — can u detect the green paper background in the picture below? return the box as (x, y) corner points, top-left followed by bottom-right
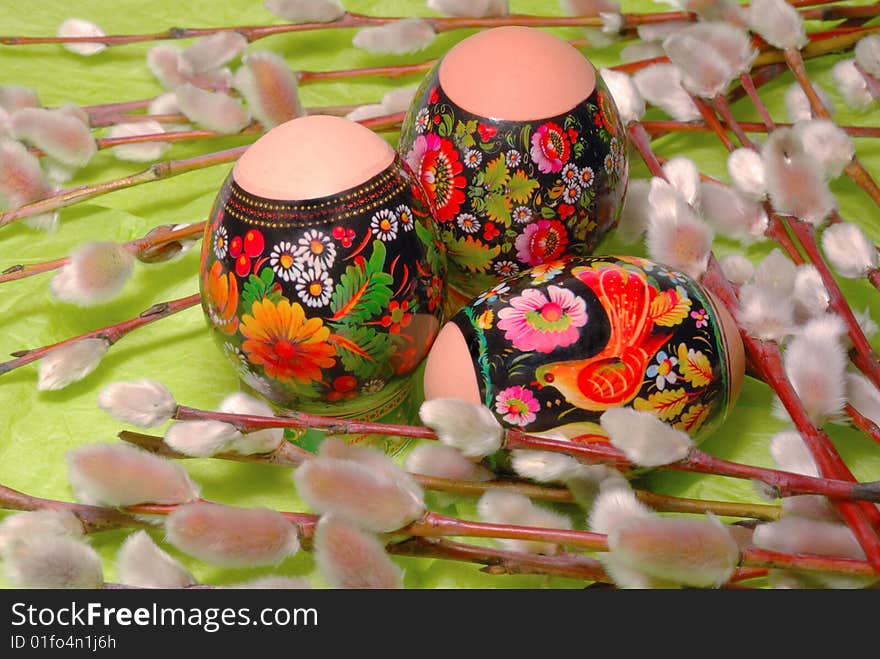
(0, 0), (878, 589)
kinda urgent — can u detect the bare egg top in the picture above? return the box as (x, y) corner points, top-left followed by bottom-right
(232, 115), (396, 201)
(438, 26), (597, 122)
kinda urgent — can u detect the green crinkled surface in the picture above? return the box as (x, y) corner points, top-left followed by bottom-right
(0, 0), (878, 589)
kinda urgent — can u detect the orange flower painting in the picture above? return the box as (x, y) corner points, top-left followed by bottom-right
(204, 261), (239, 335)
(240, 298), (336, 385)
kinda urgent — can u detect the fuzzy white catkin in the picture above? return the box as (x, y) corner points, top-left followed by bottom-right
(699, 181), (768, 243)
(233, 51), (304, 129)
(352, 18), (436, 55)
(477, 491), (572, 555)
(97, 379), (177, 427)
(831, 59), (875, 111)
(263, 0), (346, 22)
(609, 515), (740, 588)
(784, 82), (835, 123)
(217, 392), (284, 455)
(792, 264), (829, 320)
(719, 253), (754, 286)
(11, 107), (97, 168)
(588, 483), (654, 536)
(663, 33), (735, 99)
(784, 315), (848, 424)
(0, 85), (40, 113)
(0, 510), (83, 555)
(682, 22), (756, 75)
(662, 156), (700, 208)
(736, 282), (795, 342)
(313, 514), (403, 589)
(620, 41), (665, 64)
(428, 0), (509, 17)
(510, 449), (585, 484)
(747, 0), (807, 50)
(175, 84), (252, 134)
(117, 530), (197, 588)
(821, 223), (878, 278)
(855, 34), (880, 79)
(66, 443), (200, 507)
(769, 430), (838, 521)
(614, 178), (650, 244)
(293, 457), (425, 533)
(107, 121), (169, 162)
(632, 63), (701, 122)
(37, 338), (109, 391)
(846, 372), (880, 426)
(179, 32), (247, 76)
(793, 120), (854, 180)
(762, 128), (836, 226)
(50, 241), (135, 306)
(753, 248), (796, 299)
(4, 536), (104, 588)
(165, 502), (300, 567)
(57, 18), (106, 56)
(645, 178), (714, 279)
(600, 408), (693, 467)
(727, 147), (766, 200)
(405, 444), (494, 482)
(163, 419), (241, 457)
(419, 398), (503, 458)
(599, 68), (644, 125)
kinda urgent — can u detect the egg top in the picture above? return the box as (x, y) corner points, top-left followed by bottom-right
(232, 114), (395, 201)
(438, 26), (597, 122)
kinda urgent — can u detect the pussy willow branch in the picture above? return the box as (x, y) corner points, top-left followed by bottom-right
(783, 46), (880, 207)
(0, 221), (205, 285)
(118, 430), (783, 521)
(167, 403), (880, 503)
(702, 259), (880, 569)
(0, 10), (699, 48)
(2, 1), (870, 49)
(642, 120), (880, 139)
(0, 482), (871, 579)
(0, 112), (403, 229)
(0, 482), (609, 583)
(627, 126), (880, 566)
(0, 292), (200, 376)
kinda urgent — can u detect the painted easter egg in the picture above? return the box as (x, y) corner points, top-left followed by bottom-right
(200, 115), (447, 417)
(398, 26), (628, 316)
(423, 256), (744, 443)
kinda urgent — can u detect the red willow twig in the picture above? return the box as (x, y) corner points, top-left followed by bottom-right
(0, 112), (404, 229)
(1, 482), (873, 580)
(119, 429), (784, 521)
(0, 221), (205, 285)
(0, 293), (200, 376)
(166, 403), (880, 503)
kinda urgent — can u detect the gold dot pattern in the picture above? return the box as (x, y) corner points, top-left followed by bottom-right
(223, 160), (410, 229)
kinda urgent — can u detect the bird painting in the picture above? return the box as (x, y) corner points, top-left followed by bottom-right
(535, 262), (673, 411)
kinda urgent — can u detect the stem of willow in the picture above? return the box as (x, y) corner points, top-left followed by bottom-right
(0, 293), (200, 375)
(0, 221), (205, 285)
(783, 47), (880, 208)
(168, 404), (880, 503)
(702, 257), (880, 568)
(0, 483), (871, 579)
(118, 430), (783, 521)
(0, 112), (404, 229)
(642, 119), (880, 139)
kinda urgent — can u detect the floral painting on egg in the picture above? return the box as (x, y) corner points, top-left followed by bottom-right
(399, 76), (628, 311)
(450, 256), (735, 442)
(200, 155), (447, 413)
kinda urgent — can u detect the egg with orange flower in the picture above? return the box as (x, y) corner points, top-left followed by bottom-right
(199, 115), (447, 415)
(399, 26), (628, 316)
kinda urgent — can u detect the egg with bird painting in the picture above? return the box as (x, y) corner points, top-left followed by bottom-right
(399, 26), (629, 317)
(423, 256), (745, 444)
(199, 115), (447, 421)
